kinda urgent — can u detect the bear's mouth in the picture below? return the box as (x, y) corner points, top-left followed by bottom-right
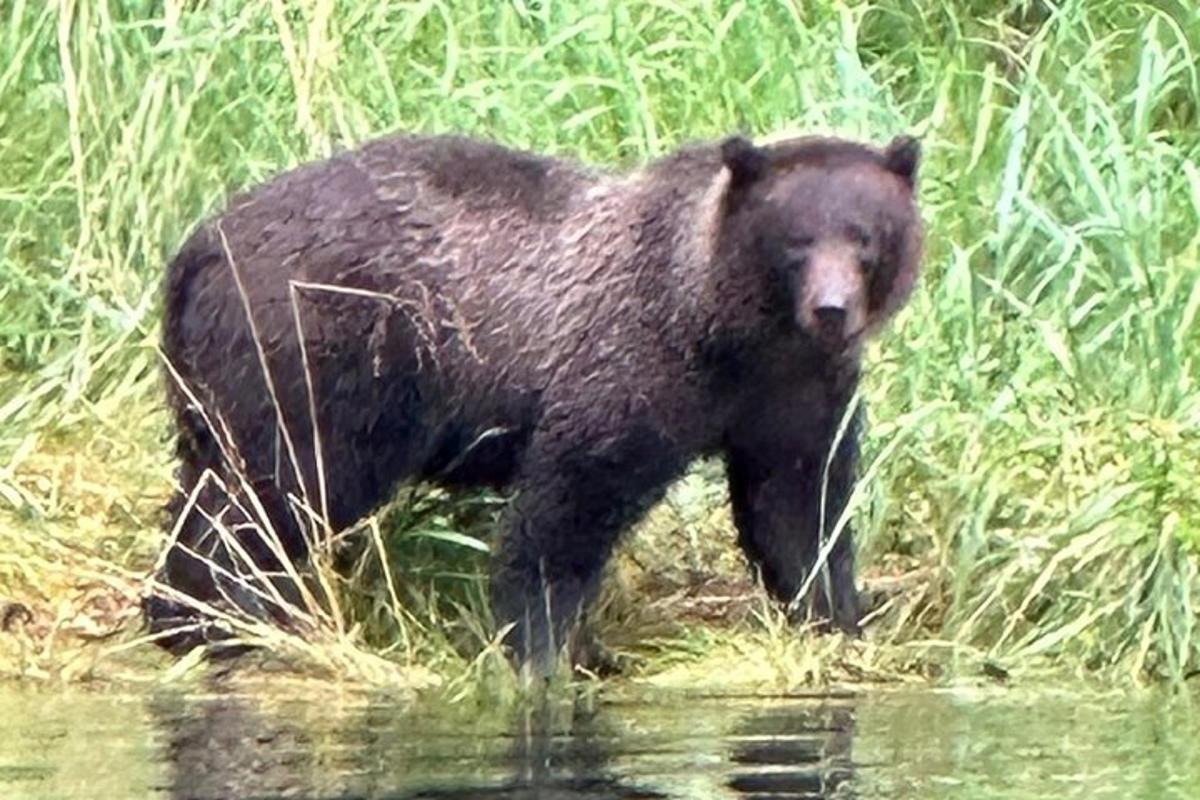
(813, 324), (866, 356)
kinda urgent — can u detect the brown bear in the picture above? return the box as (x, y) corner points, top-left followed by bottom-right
(146, 130), (923, 674)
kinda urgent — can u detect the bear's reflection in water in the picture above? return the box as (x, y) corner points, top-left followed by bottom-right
(149, 687), (857, 799)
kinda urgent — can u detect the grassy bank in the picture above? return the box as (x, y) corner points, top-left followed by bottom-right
(1, 0), (1198, 690)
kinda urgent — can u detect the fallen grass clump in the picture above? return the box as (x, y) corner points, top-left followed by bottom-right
(0, 0), (1197, 689)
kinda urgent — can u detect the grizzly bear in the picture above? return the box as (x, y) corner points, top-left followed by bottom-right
(145, 130), (923, 675)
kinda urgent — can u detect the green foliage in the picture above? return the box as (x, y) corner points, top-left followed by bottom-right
(0, 0), (1197, 684)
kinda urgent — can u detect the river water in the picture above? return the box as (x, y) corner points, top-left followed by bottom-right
(0, 683), (1195, 799)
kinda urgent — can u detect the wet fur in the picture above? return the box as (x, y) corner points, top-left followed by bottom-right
(148, 132), (922, 672)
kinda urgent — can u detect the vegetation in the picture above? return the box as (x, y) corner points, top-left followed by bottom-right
(0, 0), (1197, 690)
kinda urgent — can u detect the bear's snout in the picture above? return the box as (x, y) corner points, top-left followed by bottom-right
(799, 242), (866, 350)
(813, 304), (848, 342)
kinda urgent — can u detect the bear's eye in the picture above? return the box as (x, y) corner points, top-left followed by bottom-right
(786, 252), (810, 271)
(848, 225), (871, 247)
(792, 235), (815, 249)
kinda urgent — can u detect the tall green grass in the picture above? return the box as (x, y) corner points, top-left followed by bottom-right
(0, 0), (1197, 684)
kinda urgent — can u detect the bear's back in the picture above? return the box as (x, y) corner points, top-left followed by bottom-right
(355, 134), (590, 223)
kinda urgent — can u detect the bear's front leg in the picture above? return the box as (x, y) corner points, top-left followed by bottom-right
(490, 428), (681, 677)
(725, 403), (863, 635)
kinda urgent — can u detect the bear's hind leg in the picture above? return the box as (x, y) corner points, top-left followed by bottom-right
(146, 413), (312, 652)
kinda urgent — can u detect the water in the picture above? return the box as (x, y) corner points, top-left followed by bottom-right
(0, 682), (1195, 799)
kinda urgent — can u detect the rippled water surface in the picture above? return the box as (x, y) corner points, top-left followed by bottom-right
(1, 682), (1196, 799)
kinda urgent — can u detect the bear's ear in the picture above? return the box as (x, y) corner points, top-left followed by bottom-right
(720, 135), (769, 190)
(883, 135), (920, 188)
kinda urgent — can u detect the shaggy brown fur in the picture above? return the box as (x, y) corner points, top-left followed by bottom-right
(146, 131), (923, 674)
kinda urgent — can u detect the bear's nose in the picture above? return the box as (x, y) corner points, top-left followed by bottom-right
(813, 305), (847, 340)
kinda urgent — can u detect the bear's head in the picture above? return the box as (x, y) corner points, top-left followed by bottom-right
(717, 134), (923, 355)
